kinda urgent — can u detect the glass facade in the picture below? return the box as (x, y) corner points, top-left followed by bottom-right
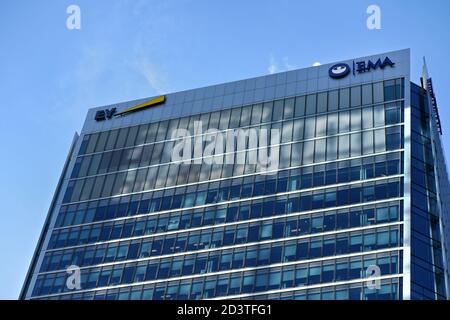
(20, 50), (450, 300)
(409, 83), (447, 299)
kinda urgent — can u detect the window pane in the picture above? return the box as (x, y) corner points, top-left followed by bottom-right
(240, 106), (252, 126)
(78, 156), (92, 177)
(295, 96), (305, 117)
(339, 88), (349, 109)
(293, 118), (304, 141)
(282, 121), (293, 143)
(291, 142), (303, 166)
(385, 103), (400, 125)
(326, 137), (338, 161)
(122, 170), (136, 194)
(373, 82), (384, 103)
(284, 98), (295, 119)
(91, 176), (105, 199)
(280, 144), (291, 169)
(362, 107), (373, 129)
(219, 110), (231, 130)
(155, 165), (169, 188)
(105, 129), (119, 150)
(95, 131), (109, 152)
(145, 167), (158, 190)
(80, 177), (94, 201)
(362, 131), (374, 155)
(79, 135), (90, 155)
(251, 104), (262, 125)
(116, 128), (129, 149)
(146, 123), (159, 143)
(327, 112), (338, 135)
(156, 121), (169, 140)
(112, 172), (126, 196)
(303, 141), (314, 165)
(125, 126), (139, 147)
(351, 86), (361, 107)
(262, 102), (273, 122)
(350, 133), (361, 157)
(316, 115), (327, 137)
(133, 168), (148, 192)
(351, 109), (361, 131)
(209, 111), (220, 130)
(317, 92), (327, 113)
(315, 139), (326, 163)
(374, 129), (386, 152)
(135, 124), (149, 145)
(102, 174), (116, 197)
(230, 108), (242, 128)
(200, 113), (210, 132)
(328, 90), (339, 111)
(384, 80), (396, 101)
(178, 117), (189, 130)
(374, 105), (385, 127)
(306, 94), (317, 115)
(362, 84), (373, 105)
(272, 101), (284, 121)
(86, 133), (99, 154)
(304, 117), (316, 139)
(339, 111), (349, 133)
(338, 135), (349, 159)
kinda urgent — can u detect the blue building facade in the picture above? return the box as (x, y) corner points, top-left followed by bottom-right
(20, 49), (450, 300)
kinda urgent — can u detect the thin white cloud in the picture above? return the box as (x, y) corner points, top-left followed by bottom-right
(282, 57), (297, 70)
(268, 55), (278, 74)
(45, 0), (183, 128)
(131, 56), (170, 94)
(268, 55), (297, 74)
(125, 0), (178, 95)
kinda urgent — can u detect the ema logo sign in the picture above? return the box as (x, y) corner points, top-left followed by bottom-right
(329, 63), (351, 79)
(95, 95), (165, 121)
(328, 57), (395, 79)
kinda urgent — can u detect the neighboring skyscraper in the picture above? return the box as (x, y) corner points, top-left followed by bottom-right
(21, 49), (450, 300)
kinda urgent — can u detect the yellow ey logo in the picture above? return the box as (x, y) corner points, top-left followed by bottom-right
(95, 95), (165, 121)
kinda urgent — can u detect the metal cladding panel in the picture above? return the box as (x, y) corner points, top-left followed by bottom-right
(80, 49), (411, 135)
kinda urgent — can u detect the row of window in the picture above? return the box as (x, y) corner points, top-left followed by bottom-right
(79, 79), (404, 156)
(33, 248), (400, 298)
(57, 153), (402, 228)
(239, 278), (400, 300)
(42, 203), (401, 272)
(51, 179), (403, 250)
(73, 102), (403, 180)
(64, 127), (403, 204)
(41, 227), (401, 286)
(35, 278), (401, 300)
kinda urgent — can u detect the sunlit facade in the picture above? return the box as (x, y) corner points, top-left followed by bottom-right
(21, 49), (450, 300)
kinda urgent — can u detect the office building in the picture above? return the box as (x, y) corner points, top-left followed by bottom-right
(21, 49), (450, 300)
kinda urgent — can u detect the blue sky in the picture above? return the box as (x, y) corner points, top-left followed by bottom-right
(0, 0), (449, 299)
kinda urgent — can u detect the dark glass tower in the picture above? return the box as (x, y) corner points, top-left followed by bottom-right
(21, 49), (450, 300)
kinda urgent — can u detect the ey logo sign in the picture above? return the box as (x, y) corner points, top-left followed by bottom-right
(95, 95), (165, 121)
